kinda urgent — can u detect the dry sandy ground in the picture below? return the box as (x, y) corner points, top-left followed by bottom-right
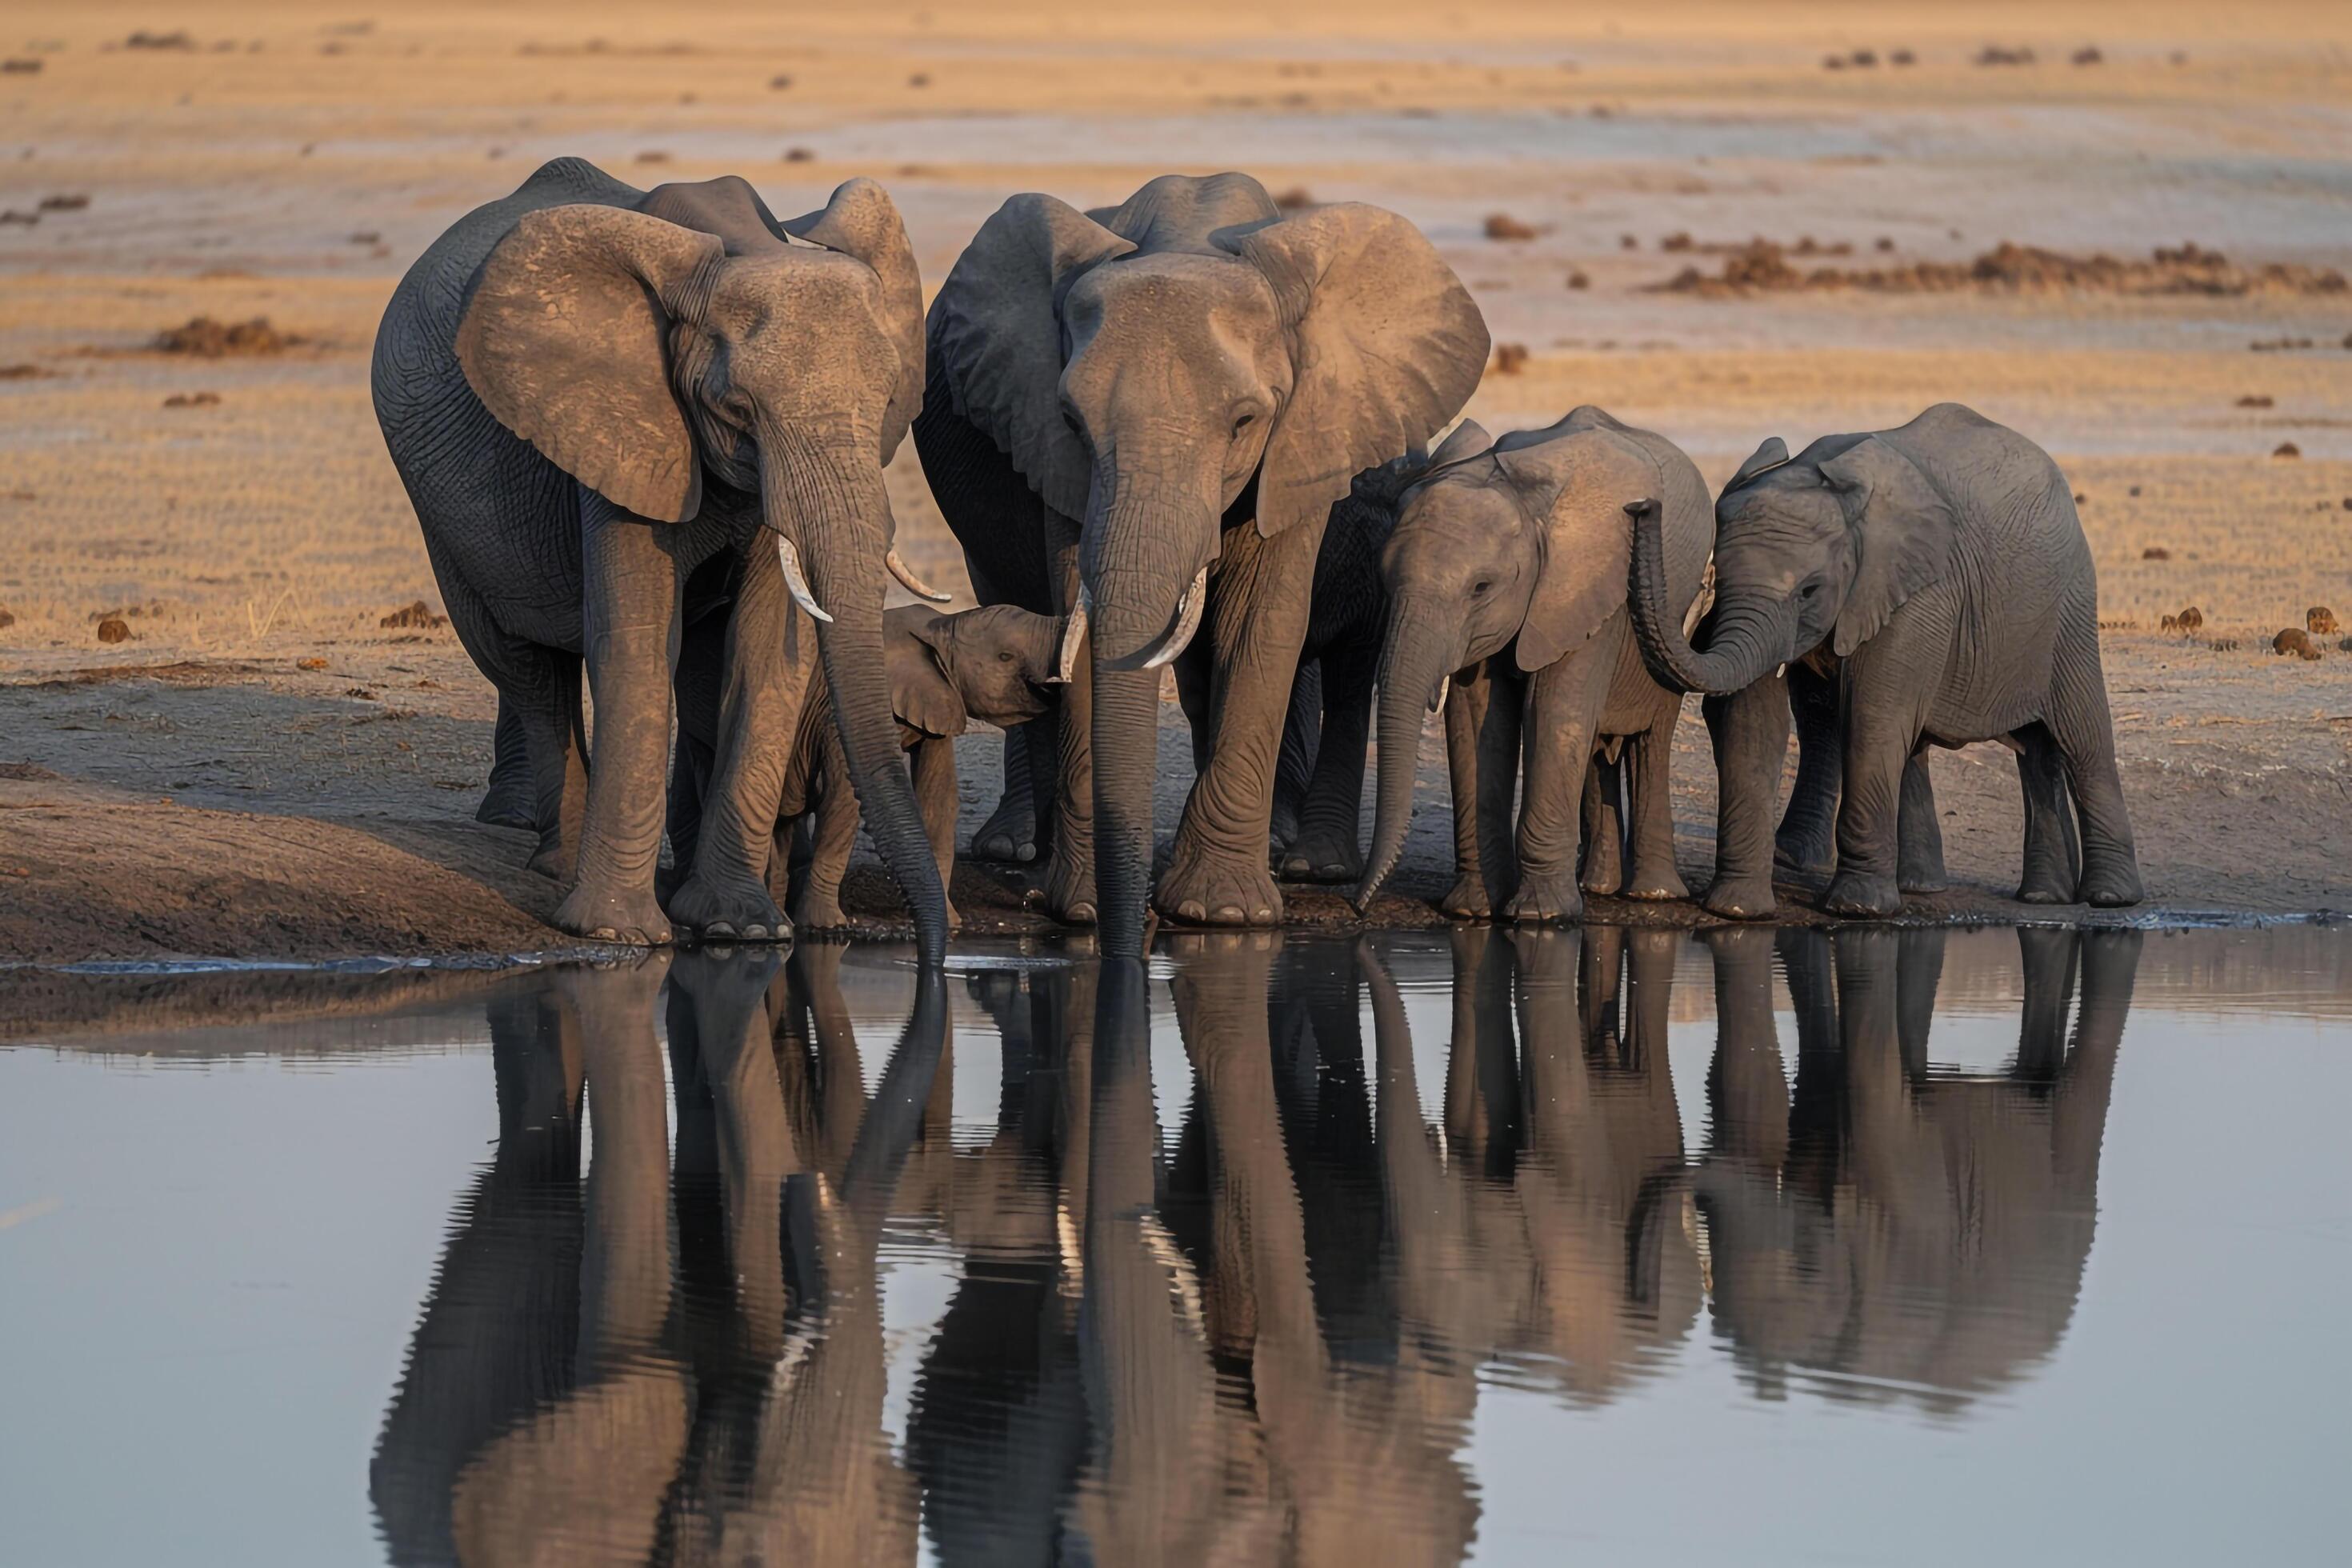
(2, 2), (2349, 963)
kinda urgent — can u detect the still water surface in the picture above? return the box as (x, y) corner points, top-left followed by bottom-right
(2, 927), (2347, 1566)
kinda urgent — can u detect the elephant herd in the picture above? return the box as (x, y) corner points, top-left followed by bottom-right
(370, 923), (2138, 1562)
(376, 161), (2142, 963)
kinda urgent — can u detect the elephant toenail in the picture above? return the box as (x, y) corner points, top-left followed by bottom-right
(1178, 902), (1205, 922)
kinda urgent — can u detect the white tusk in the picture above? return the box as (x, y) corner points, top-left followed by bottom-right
(1142, 565), (1211, 670)
(886, 546), (952, 603)
(1774, 663), (1787, 679)
(1682, 556), (1717, 639)
(777, 534), (832, 623)
(1431, 674), (1450, 714)
(1057, 580), (1090, 684)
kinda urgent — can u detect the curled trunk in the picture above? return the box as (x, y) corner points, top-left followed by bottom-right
(766, 431), (950, 964)
(1356, 606), (1454, 910)
(1628, 507), (1782, 697)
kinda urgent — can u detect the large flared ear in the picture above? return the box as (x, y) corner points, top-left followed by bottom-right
(784, 178), (925, 464)
(928, 194), (1135, 521)
(888, 610), (968, 738)
(1218, 202), (1490, 538)
(1429, 418), (1494, 468)
(1504, 427), (1660, 673)
(1723, 436), (1791, 494)
(455, 205), (723, 523)
(1819, 434), (1959, 657)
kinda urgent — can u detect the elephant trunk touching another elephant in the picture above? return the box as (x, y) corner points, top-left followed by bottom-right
(1628, 505), (1786, 698)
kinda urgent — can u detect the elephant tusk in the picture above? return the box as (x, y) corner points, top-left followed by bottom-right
(886, 546), (952, 603)
(777, 534), (833, 624)
(1142, 565), (1211, 670)
(1058, 580), (1090, 684)
(1775, 663), (1787, 680)
(1431, 673), (1450, 714)
(1683, 556), (1716, 640)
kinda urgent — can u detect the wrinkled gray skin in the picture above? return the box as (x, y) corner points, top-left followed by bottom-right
(1696, 925), (2134, 1406)
(916, 174), (1488, 956)
(1633, 403), (2143, 917)
(778, 602), (1064, 933)
(374, 158), (948, 956)
(1358, 409), (1711, 924)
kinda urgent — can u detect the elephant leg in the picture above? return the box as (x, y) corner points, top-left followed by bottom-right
(2045, 610), (2144, 906)
(1442, 660), (1522, 919)
(477, 696), (539, 830)
(1701, 670), (1790, 919)
(1269, 658), (1321, 858)
(1897, 746), (1948, 894)
(670, 535), (812, 942)
(2014, 722), (2082, 904)
(911, 735), (963, 933)
(1622, 698), (1690, 902)
(557, 498), (683, 946)
(1157, 518), (1324, 928)
(791, 726), (858, 933)
(1280, 646), (1370, 884)
(662, 730), (714, 905)
(1822, 674), (1924, 918)
(518, 650), (588, 886)
(1774, 662), (1841, 882)
(1042, 508), (1098, 924)
(970, 730), (1038, 863)
(1578, 752), (1625, 896)
(1504, 649), (1611, 925)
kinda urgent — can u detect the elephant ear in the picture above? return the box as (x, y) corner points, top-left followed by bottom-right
(1218, 202), (1490, 538)
(929, 194), (1135, 520)
(456, 205), (723, 523)
(1723, 436), (1791, 494)
(1430, 418), (1494, 467)
(784, 178), (924, 464)
(1506, 428), (1660, 673)
(889, 612), (968, 738)
(1820, 434), (1959, 657)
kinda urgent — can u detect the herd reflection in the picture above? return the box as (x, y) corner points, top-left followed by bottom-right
(371, 926), (2140, 1564)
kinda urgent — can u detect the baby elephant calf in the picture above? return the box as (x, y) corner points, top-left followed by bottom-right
(778, 603), (1063, 933)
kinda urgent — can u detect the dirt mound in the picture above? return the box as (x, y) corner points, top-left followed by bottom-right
(153, 316), (304, 356)
(1657, 240), (2348, 298)
(378, 599), (447, 629)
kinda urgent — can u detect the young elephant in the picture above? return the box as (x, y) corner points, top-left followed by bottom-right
(1630, 403), (2143, 916)
(779, 603), (1065, 932)
(1356, 408), (1714, 923)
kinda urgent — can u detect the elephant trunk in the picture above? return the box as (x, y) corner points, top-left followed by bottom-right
(1629, 504), (1780, 696)
(1357, 601), (1456, 910)
(763, 430), (950, 964)
(1084, 478), (1214, 958)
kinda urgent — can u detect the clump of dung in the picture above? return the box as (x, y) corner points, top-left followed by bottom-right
(154, 317), (302, 356)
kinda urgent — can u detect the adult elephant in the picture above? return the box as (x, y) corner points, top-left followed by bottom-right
(916, 174), (1488, 955)
(374, 158), (950, 954)
(1629, 403), (2142, 918)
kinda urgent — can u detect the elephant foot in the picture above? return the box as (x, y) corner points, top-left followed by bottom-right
(971, 796), (1039, 864)
(1822, 870), (1902, 918)
(555, 882), (673, 946)
(1774, 832), (1835, 886)
(1043, 846), (1098, 926)
(1270, 800), (1301, 855)
(1502, 873), (1583, 926)
(1274, 826), (1362, 885)
(1439, 875), (1495, 922)
(790, 890), (850, 932)
(668, 874), (789, 943)
(1702, 874), (1778, 919)
(1899, 870), (1950, 895)
(2079, 858), (2145, 909)
(1620, 863), (1690, 902)
(1580, 840), (1624, 897)
(1158, 840), (1282, 928)
(2015, 862), (2076, 906)
(477, 792), (538, 833)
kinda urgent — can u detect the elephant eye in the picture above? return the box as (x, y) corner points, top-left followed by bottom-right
(1472, 579), (1491, 596)
(998, 649), (1014, 661)
(1232, 413), (1255, 435)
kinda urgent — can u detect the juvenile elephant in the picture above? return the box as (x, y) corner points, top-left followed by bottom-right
(917, 173), (1488, 955)
(1630, 403), (2143, 916)
(1355, 408), (1713, 923)
(778, 602), (1064, 934)
(374, 158), (952, 954)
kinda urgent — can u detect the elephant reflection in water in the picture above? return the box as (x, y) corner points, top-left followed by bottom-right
(1694, 926), (2138, 1408)
(370, 947), (946, 1566)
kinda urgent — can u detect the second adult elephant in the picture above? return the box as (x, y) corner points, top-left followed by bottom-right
(917, 174), (1488, 955)
(1631, 404), (2143, 917)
